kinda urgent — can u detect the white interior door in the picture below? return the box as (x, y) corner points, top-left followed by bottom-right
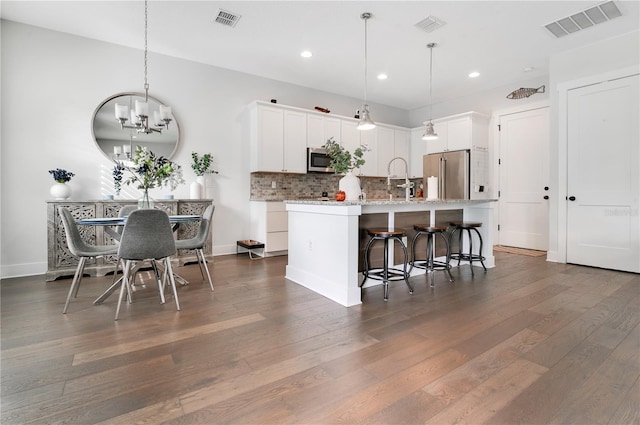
(498, 107), (550, 250)
(567, 75), (640, 273)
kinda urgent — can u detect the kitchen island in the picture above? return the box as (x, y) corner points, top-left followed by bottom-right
(285, 199), (496, 307)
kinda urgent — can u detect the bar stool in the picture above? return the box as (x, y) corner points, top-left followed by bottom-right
(409, 225), (454, 287)
(362, 228), (413, 301)
(448, 221), (487, 276)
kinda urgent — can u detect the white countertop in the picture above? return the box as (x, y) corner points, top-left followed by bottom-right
(284, 198), (496, 206)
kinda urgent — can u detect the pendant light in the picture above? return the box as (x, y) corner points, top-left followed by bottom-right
(422, 42), (438, 140)
(357, 12), (375, 131)
(115, 0), (172, 135)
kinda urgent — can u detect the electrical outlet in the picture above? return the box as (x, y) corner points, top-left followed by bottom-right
(271, 181), (277, 189)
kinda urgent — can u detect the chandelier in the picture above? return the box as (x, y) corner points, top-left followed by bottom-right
(422, 43), (438, 141)
(114, 0), (172, 134)
(357, 12), (375, 131)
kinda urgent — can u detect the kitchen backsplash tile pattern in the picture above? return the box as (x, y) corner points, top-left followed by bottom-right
(251, 172), (422, 201)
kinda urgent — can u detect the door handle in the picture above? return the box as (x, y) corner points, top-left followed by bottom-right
(568, 196), (576, 201)
(543, 195), (549, 200)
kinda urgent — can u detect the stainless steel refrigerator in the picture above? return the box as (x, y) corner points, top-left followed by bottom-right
(423, 149), (470, 200)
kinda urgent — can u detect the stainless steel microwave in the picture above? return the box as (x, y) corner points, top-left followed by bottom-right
(307, 148), (334, 173)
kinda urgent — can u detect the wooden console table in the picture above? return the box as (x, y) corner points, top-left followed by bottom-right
(46, 199), (214, 281)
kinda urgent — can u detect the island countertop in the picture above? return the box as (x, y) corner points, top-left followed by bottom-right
(284, 198), (496, 307)
(284, 198), (496, 206)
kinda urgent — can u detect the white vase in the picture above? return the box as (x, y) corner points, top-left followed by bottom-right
(190, 180), (202, 199)
(50, 182), (71, 200)
(339, 172), (361, 201)
(196, 175), (207, 198)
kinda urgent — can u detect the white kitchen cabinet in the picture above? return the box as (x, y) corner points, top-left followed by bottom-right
(409, 127), (427, 178)
(446, 116), (473, 151)
(307, 114), (341, 148)
(424, 112), (488, 154)
(249, 100), (418, 177)
(249, 201), (288, 255)
(375, 126), (410, 177)
(283, 110), (307, 173)
(393, 129), (410, 177)
(376, 126), (394, 177)
(358, 129), (378, 176)
(250, 103), (307, 173)
(424, 121), (448, 154)
(340, 120), (361, 154)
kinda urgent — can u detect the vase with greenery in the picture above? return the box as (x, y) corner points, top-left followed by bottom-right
(190, 152), (218, 199)
(322, 137), (370, 201)
(113, 146), (185, 208)
(48, 168), (75, 200)
(322, 137), (368, 174)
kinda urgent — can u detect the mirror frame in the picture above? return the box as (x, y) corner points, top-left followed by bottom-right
(91, 92), (180, 162)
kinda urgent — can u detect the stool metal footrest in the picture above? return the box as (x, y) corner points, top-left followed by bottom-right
(448, 223), (487, 276)
(409, 225), (454, 287)
(411, 260), (451, 272)
(363, 267), (410, 283)
(362, 231), (413, 301)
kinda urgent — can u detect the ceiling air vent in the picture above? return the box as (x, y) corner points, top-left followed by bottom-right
(214, 9), (241, 27)
(544, 1), (623, 38)
(414, 15), (446, 33)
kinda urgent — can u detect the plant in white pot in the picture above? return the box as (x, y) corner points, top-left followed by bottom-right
(48, 168), (75, 200)
(191, 152), (218, 199)
(322, 137), (369, 201)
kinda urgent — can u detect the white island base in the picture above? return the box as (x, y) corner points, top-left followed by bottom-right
(285, 199), (496, 307)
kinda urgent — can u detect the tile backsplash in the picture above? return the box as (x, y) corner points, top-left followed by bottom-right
(250, 172), (422, 201)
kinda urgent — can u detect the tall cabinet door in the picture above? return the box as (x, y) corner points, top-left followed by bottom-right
(393, 130), (410, 177)
(283, 110), (307, 173)
(359, 129), (378, 176)
(567, 74), (639, 273)
(376, 126), (395, 177)
(498, 107), (549, 251)
(257, 106), (284, 172)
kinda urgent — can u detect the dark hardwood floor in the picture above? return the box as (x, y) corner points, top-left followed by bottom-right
(1, 252), (638, 424)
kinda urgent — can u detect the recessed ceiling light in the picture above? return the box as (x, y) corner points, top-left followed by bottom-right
(523, 66), (535, 72)
(468, 71), (480, 78)
(300, 50), (312, 58)
(377, 73), (388, 80)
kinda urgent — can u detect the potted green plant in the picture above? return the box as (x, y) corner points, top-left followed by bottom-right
(190, 152), (218, 199)
(322, 137), (370, 201)
(322, 137), (368, 174)
(191, 152), (219, 176)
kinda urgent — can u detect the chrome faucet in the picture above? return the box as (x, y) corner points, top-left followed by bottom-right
(387, 157), (411, 201)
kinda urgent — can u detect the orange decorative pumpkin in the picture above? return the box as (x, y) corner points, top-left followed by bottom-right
(335, 190), (346, 201)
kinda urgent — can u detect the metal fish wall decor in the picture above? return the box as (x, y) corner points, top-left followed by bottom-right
(506, 85), (545, 100)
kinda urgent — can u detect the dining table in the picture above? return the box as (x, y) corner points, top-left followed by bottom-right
(76, 214), (202, 305)
(76, 214), (201, 226)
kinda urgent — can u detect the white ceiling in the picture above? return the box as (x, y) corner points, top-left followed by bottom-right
(2, 1), (639, 110)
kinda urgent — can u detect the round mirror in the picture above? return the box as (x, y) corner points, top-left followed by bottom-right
(92, 92), (180, 161)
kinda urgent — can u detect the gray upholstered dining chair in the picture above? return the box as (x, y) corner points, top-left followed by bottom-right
(58, 207), (119, 314)
(175, 204), (215, 291)
(115, 208), (179, 320)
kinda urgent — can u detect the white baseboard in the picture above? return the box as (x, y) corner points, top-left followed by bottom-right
(1, 262), (47, 280)
(546, 250), (560, 263)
